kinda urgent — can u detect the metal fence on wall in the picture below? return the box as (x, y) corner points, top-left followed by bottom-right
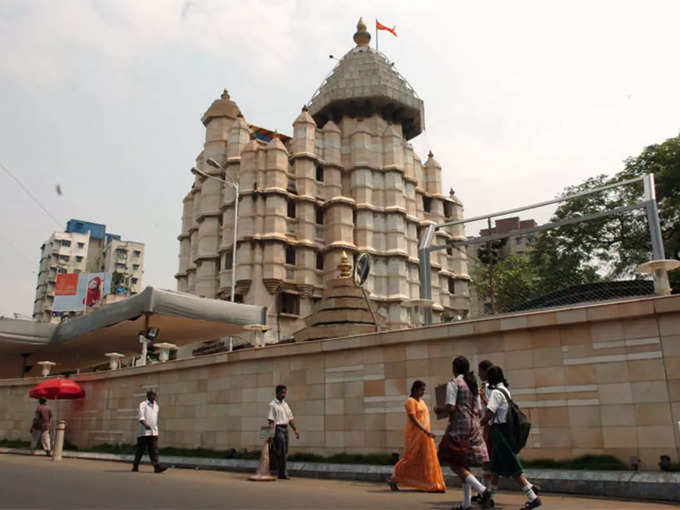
(418, 173), (667, 324)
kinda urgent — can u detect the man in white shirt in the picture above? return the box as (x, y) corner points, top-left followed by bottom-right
(268, 385), (300, 480)
(132, 390), (167, 473)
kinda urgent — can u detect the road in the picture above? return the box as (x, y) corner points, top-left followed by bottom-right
(0, 455), (674, 509)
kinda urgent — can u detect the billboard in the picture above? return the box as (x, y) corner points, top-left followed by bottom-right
(53, 272), (112, 312)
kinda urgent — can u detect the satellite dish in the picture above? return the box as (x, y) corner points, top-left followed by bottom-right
(354, 253), (371, 287)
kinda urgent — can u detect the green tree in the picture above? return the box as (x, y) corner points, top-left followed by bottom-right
(470, 254), (541, 313)
(531, 133), (680, 290)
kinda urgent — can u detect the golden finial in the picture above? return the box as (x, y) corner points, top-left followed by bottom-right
(221, 89), (230, 100)
(428, 150), (434, 158)
(353, 17), (371, 47)
(338, 251), (352, 278)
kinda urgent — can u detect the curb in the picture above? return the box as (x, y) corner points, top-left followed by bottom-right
(2, 448), (678, 502)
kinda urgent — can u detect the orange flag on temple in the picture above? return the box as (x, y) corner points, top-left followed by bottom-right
(376, 20), (397, 37)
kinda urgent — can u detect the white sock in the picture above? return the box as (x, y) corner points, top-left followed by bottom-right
(463, 483), (471, 507)
(523, 485), (538, 501)
(465, 474), (486, 494)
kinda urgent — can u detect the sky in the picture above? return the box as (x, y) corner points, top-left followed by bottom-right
(1, 0), (679, 318)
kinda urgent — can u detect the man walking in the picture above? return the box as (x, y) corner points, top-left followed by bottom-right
(30, 397), (52, 456)
(132, 390), (167, 473)
(267, 385), (300, 480)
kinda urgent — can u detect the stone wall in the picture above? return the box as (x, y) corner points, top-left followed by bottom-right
(2, 295), (679, 470)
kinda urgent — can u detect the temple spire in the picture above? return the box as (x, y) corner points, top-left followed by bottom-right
(353, 17), (371, 47)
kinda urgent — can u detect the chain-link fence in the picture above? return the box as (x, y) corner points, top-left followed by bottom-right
(419, 174), (668, 323)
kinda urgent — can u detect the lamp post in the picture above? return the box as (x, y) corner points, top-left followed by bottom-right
(191, 159), (239, 304)
(191, 160), (240, 352)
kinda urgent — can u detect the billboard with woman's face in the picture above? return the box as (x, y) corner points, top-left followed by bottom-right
(53, 272), (112, 312)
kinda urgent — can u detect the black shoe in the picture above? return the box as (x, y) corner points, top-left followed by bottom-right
(131, 467), (139, 472)
(387, 479), (398, 491)
(479, 489), (493, 510)
(154, 466), (167, 473)
(522, 498), (542, 509)
(278, 475), (290, 480)
(471, 495), (495, 507)
(452, 505), (471, 510)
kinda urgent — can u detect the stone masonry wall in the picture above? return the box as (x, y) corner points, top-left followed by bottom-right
(2, 295), (679, 469)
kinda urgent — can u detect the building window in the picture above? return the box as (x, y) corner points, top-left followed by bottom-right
(423, 196), (432, 213)
(446, 246), (452, 256)
(315, 207), (324, 225)
(234, 294), (244, 303)
(58, 255), (69, 262)
(316, 165), (324, 182)
(285, 246), (296, 265)
(132, 264), (140, 270)
(448, 278), (456, 294)
(223, 250), (233, 270)
(74, 269), (81, 274)
(316, 253), (324, 270)
(280, 292), (300, 315)
(76, 256), (83, 262)
(133, 250), (141, 257)
(352, 211), (357, 225)
(131, 278), (138, 284)
(287, 199), (296, 218)
(444, 202), (453, 218)
(77, 242), (85, 249)
(57, 268), (67, 274)
(60, 240), (71, 247)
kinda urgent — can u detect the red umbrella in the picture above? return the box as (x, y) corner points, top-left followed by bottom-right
(29, 378), (85, 400)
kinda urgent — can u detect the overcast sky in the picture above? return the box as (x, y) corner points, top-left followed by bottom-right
(1, 0), (679, 317)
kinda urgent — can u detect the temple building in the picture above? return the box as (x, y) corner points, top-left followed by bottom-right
(175, 19), (470, 343)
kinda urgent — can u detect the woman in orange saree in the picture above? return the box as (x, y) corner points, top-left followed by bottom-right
(388, 380), (446, 492)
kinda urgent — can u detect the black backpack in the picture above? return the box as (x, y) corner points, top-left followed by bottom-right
(496, 387), (531, 453)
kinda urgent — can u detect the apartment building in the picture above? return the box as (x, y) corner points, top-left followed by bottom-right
(33, 219), (145, 322)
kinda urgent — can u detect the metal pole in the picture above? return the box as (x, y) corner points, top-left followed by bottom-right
(375, 19), (379, 52)
(231, 182), (239, 303)
(418, 224), (436, 325)
(643, 173), (665, 260)
(487, 218), (496, 314)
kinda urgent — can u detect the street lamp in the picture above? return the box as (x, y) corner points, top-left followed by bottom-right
(190, 162), (239, 304)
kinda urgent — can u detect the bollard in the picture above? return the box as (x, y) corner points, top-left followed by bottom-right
(53, 420), (66, 462)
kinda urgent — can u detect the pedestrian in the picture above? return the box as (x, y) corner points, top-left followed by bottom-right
(480, 365), (541, 509)
(267, 385), (300, 480)
(131, 390), (167, 473)
(30, 397), (52, 456)
(435, 356), (492, 510)
(472, 359), (495, 506)
(388, 380), (446, 492)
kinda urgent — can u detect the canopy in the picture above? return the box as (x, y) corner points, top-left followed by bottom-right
(1, 287), (267, 378)
(29, 378), (85, 400)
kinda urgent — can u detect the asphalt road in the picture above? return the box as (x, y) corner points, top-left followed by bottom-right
(0, 454), (675, 509)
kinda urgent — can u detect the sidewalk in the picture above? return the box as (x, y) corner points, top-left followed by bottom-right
(2, 447), (678, 503)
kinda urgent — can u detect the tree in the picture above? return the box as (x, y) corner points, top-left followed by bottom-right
(531, 133), (680, 290)
(470, 254), (541, 313)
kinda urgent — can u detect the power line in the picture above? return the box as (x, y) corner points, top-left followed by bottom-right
(0, 160), (62, 228)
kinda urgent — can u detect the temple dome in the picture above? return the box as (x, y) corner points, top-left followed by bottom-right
(307, 19), (424, 140)
(201, 89), (241, 126)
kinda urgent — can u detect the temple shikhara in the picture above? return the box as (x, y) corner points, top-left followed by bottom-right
(175, 19), (470, 343)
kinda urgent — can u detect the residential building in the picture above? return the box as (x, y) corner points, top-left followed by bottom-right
(33, 219), (145, 322)
(175, 19), (470, 342)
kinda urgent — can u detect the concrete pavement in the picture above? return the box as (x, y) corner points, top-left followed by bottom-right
(0, 455), (675, 509)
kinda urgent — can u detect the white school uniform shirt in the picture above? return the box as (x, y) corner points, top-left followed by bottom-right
(486, 383), (510, 424)
(445, 375), (482, 410)
(268, 399), (294, 426)
(138, 399), (159, 437)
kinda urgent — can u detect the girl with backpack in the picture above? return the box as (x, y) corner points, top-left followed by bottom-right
(480, 365), (542, 509)
(435, 356), (493, 509)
